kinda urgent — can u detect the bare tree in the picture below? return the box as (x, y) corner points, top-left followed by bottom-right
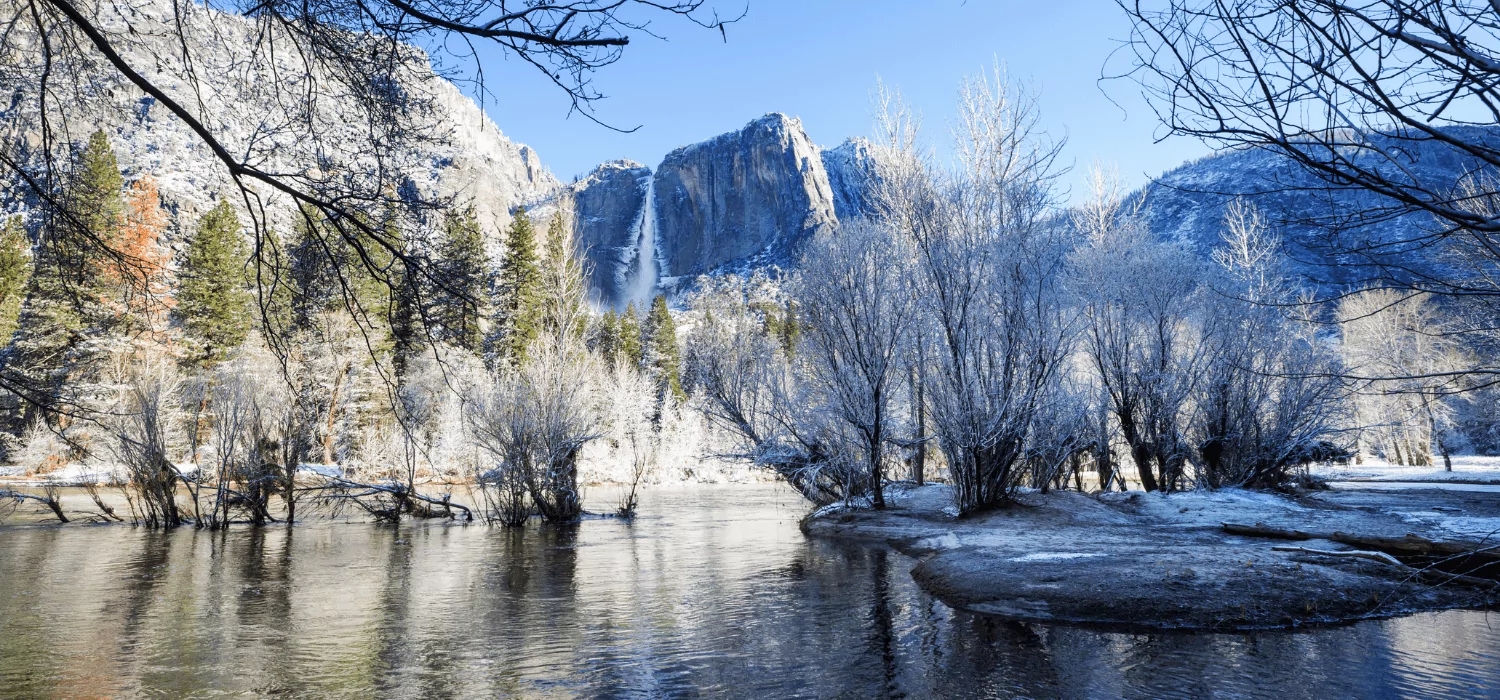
(682, 274), (849, 505)
(109, 362), (185, 528)
(1194, 200), (1348, 487)
(891, 67), (1073, 513)
(1073, 167), (1207, 492)
(795, 219), (917, 508)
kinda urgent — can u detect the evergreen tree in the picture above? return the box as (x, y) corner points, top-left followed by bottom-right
(779, 298), (800, 356)
(70, 130), (124, 267)
(493, 206), (541, 365)
(595, 309), (620, 366)
(618, 301), (643, 367)
(436, 206), (488, 353)
(288, 207), (338, 329)
(539, 209), (587, 341)
(7, 130), (124, 419)
(0, 217), (31, 346)
(178, 199), (252, 364)
(641, 294), (683, 399)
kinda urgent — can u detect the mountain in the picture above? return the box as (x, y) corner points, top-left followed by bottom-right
(568, 160), (652, 307)
(571, 115), (884, 309)
(1, 0), (559, 251)
(1133, 131), (1497, 289)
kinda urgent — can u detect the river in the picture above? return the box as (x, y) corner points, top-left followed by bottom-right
(0, 484), (1497, 698)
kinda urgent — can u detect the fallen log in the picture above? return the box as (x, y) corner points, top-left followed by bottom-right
(1272, 545), (1403, 567)
(1221, 522), (1326, 540)
(1226, 522), (1500, 583)
(0, 489), (68, 523)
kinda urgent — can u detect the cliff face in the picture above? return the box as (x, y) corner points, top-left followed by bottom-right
(651, 114), (838, 284)
(569, 160), (652, 304)
(820, 137), (883, 222)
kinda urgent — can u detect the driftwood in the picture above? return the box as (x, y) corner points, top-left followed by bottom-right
(1225, 522), (1500, 587)
(1272, 545), (1403, 567)
(300, 476), (473, 522)
(0, 488), (68, 523)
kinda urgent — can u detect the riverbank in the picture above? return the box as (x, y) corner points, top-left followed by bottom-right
(801, 484), (1500, 630)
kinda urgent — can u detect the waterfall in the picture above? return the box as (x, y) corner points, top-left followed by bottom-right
(622, 177), (659, 310)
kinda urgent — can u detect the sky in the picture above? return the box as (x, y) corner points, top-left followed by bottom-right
(467, 0), (1212, 201)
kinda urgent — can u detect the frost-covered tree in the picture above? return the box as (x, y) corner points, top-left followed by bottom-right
(796, 220), (917, 507)
(1073, 167), (1207, 492)
(903, 68), (1074, 512)
(684, 274), (846, 504)
(1192, 200), (1346, 487)
(1339, 289), (1465, 468)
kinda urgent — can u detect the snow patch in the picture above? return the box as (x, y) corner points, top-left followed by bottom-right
(1008, 552), (1105, 563)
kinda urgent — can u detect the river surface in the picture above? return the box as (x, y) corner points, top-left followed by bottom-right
(1, 484), (1498, 699)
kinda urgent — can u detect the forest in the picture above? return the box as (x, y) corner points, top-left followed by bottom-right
(0, 69), (1493, 531)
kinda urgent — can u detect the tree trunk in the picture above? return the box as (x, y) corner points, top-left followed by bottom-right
(909, 364), (925, 486)
(323, 367), (346, 466)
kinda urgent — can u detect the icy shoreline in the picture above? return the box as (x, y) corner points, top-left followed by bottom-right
(802, 484), (1499, 630)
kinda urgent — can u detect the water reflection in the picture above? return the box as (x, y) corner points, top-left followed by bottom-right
(0, 485), (1497, 698)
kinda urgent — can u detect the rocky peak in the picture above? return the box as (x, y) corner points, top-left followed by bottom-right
(569, 160), (653, 305)
(651, 112), (838, 285)
(820, 137), (883, 222)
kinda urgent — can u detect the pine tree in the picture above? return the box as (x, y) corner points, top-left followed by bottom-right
(595, 309), (620, 366)
(70, 130), (124, 265)
(436, 206), (488, 353)
(288, 206), (339, 328)
(618, 301), (643, 367)
(178, 199), (252, 364)
(641, 294), (683, 399)
(8, 130), (124, 418)
(779, 298), (800, 356)
(0, 216), (31, 346)
(493, 206), (541, 365)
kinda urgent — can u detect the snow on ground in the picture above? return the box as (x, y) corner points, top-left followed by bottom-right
(1313, 455), (1500, 483)
(1394, 512), (1500, 540)
(1099, 487), (1309, 528)
(1007, 552), (1104, 563)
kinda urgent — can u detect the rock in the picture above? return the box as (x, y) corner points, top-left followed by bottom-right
(651, 113), (838, 285)
(820, 137), (884, 222)
(569, 160), (652, 305)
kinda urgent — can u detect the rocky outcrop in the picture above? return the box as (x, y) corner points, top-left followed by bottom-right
(652, 113), (838, 283)
(569, 160), (652, 304)
(820, 137), (883, 222)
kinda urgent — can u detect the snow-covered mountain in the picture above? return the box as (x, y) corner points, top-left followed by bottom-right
(30, 0), (1486, 307)
(1, 0), (559, 252)
(570, 114), (880, 309)
(1133, 132), (1498, 289)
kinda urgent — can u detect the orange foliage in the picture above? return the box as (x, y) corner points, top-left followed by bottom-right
(108, 177), (179, 355)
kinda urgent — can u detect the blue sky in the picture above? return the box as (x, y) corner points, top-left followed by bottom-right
(469, 0), (1211, 201)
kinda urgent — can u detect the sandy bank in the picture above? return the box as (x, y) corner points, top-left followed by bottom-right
(802, 484), (1499, 630)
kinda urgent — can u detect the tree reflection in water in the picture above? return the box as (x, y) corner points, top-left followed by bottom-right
(0, 484), (1496, 699)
